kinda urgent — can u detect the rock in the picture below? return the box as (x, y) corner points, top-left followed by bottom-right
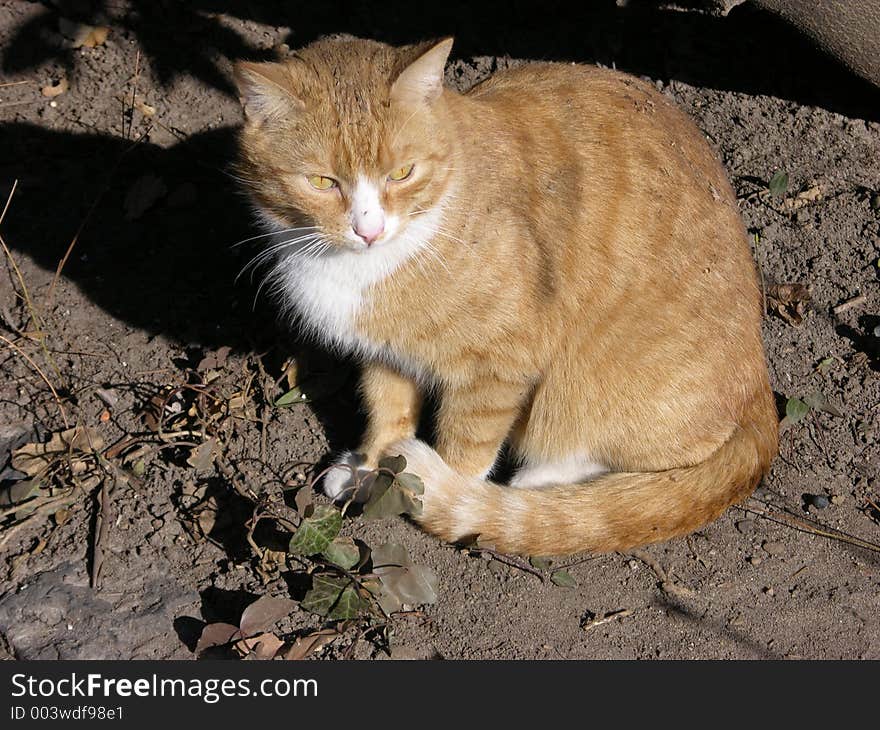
(735, 518), (756, 534)
(803, 493), (830, 510)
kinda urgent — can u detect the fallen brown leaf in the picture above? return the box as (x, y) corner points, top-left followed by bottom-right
(41, 78), (68, 98)
(766, 282), (810, 325)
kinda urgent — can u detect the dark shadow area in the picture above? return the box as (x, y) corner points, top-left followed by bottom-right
(835, 315), (880, 372)
(4, 0), (879, 120)
(198, 586), (260, 625)
(649, 595), (780, 659)
(172, 615), (205, 653)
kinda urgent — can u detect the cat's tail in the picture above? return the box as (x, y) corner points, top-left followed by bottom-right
(391, 391), (778, 556)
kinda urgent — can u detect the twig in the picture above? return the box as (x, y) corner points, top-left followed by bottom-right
(466, 546), (546, 582)
(90, 478), (113, 590)
(581, 609), (633, 632)
(0, 334), (69, 427)
(832, 293), (867, 315)
(738, 498), (880, 554)
(0, 493), (79, 551)
(627, 548), (697, 599)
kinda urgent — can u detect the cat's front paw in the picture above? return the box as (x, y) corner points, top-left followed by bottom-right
(322, 452), (377, 503)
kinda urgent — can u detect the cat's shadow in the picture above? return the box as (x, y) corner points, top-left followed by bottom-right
(4, 0), (879, 121)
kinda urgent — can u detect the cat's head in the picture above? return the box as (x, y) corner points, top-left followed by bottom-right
(234, 37), (456, 253)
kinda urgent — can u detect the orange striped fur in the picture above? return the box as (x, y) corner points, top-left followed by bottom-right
(234, 37), (778, 556)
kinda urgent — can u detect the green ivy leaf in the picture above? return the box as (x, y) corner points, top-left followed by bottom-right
(321, 537), (360, 570)
(395, 472), (425, 495)
(781, 397), (810, 428)
(362, 472), (423, 520)
(769, 170), (789, 198)
(378, 454), (407, 474)
(550, 570), (577, 588)
(288, 505), (342, 556)
(301, 574), (371, 620)
(274, 387), (307, 407)
(529, 556), (552, 571)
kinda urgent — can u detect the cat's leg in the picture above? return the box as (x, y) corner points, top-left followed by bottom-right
(434, 376), (528, 478)
(323, 361), (422, 501)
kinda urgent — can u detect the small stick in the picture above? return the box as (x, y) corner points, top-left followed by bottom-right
(738, 498), (880, 554)
(627, 548), (697, 599)
(832, 293), (867, 315)
(581, 609), (633, 632)
(90, 478), (113, 590)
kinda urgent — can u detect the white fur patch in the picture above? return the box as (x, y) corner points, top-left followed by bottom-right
(322, 451), (375, 503)
(509, 454), (607, 489)
(261, 201), (447, 363)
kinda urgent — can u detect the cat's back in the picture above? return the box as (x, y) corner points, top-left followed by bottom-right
(463, 61), (730, 193)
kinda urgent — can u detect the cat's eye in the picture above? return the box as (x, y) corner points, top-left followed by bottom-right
(308, 175), (338, 191)
(388, 163), (414, 182)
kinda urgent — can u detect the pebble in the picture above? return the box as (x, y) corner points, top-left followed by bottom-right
(870, 192), (880, 210)
(762, 586), (775, 597)
(803, 493), (830, 510)
(747, 555), (762, 566)
(830, 494), (846, 505)
(735, 518), (756, 534)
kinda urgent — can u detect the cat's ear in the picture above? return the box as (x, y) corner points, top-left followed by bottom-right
(233, 61), (303, 122)
(391, 38), (454, 106)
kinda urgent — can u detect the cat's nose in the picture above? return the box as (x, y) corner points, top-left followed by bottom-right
(352, 218), (385, 245)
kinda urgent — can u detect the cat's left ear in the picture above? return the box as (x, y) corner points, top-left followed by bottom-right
(234, 61), (303, 123)
(391, 38), (454, 106)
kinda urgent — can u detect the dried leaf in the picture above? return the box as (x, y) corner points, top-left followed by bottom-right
(301, 574), (371, 620)
(322, 537), (360, 570)
(803, 391), (843, 417)
(41, 77), (68, 98)
(550, 570), (577, 587)
(58, 18), (109, 48)
(294, 486), (314, 518)
(288, 505), (342, 556)
(372, 543), (439, 606)
(124, 174), (167, 221)
(195, 622), (240, 654)
(0, 479), (41, 508)
(766, 282), (810, 326)
(282, 628), (342, 660)
(239, 595), (297, 638)
(234, 632), (285, 660)
(186, 439), (216, 471)
(196, 346), (232, 372)
(12, 427), (103, 477)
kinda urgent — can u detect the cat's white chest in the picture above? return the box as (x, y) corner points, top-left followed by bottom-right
(270, 207), (443, 360)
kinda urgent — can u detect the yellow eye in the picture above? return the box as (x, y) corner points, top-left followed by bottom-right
(388, 163), (414, 182)
(308, 175), (337, 191)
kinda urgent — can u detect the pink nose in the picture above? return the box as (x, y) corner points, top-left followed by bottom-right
(353, 221), (384, 245)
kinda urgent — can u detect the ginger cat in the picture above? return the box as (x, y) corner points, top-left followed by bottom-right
(233, 36), (778, 556)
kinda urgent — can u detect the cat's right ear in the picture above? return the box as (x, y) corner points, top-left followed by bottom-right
(391, 38), (454, 107)
(233, 61), (303, 123)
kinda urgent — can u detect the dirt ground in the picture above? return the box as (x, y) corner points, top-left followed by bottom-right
(0, 1), (878, 660)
